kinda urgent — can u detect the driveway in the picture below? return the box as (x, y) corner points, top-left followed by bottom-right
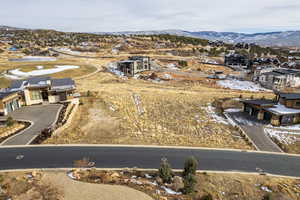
(226, 112), (282, 152)
(0, 104), (62, 146)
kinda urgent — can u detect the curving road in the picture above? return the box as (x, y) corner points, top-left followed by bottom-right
(0, 105), (62, 146)
(0, 145), (299, 178)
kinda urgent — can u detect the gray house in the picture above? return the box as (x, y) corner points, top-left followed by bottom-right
(117, 56), (151, 76)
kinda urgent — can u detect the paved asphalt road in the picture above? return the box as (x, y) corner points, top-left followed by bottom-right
(227, 112), (282, 152)
(0, 146), (299, 177)
(0, 105), (62, 146)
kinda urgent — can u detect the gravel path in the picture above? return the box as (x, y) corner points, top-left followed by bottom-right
(42, 172), (153, 200)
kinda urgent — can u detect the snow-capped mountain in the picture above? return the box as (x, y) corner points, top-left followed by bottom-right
(97, 30), (300, 47)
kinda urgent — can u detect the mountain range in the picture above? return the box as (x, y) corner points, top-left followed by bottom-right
(97, 30), (300, 47)
(1, 25), (299, 47)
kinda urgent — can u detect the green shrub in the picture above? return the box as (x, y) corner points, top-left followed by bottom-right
(183, 156), (198, 177)
(158, 158), (173, 183)
(6, 116), (15, 127)
(183, 173), (197, 194)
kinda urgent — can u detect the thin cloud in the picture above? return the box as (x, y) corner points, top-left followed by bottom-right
(0, 0), (299, 33)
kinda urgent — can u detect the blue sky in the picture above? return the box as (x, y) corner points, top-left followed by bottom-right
(0, 0), (299, 33)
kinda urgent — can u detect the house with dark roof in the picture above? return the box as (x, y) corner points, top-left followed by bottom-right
(117, 56), (151, 76)
(0, 77), (76, 115)
(0, 91), (22, 116)
(257, 68), (300, 90)
(241, 92), (300, 126)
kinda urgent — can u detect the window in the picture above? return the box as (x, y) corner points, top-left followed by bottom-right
(296, 102), (300, 107)
(30, 90), (42, 100)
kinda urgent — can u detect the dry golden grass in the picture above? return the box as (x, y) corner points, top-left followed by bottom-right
(0, 123), (25, 139)
(45, 59), (273, 149)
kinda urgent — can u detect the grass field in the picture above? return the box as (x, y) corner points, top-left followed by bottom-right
(45, 58), (272, 149)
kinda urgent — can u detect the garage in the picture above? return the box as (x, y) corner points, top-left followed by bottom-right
(0, 91), (21, 116)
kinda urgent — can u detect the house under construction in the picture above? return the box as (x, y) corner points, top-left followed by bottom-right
(118, 56), (151, 76)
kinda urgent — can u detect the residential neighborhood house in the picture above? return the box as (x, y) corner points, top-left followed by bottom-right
(0, 77), (76, 116)
(117, 56), (151, 76)
(241, 92), (300, 126)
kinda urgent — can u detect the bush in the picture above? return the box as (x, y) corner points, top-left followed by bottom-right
(158, 158), (173, 183)
(183, 156), (198, 177)
(183, 173), (197, 194)
(262, 193), (272, 200)
(201, 194), (213, 200)
(6, 116), (15, 127)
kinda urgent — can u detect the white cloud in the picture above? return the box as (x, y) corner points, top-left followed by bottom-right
(0, 0), (299, 33)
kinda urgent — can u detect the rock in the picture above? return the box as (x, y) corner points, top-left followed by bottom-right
(111, 172), (120, 178)
(156, 176), (163, 185)
(171, 176), (184, 192)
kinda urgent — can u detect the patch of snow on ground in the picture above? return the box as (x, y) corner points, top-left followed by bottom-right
(107, 62), (126, 77)
(203, 104), (229, 125)
(36, 65), (44, 69)
(9, 56), (57, 62)
(266, 124), (300, 132)
(167, 63), (179, 70)
(161, 186), (182, 195)
(217, 79), (270, 92)
(261, 186), (272, 193)
(225, 108), (241, 113)
(264, 128), (297, 145)
(8, 65), (80, 79)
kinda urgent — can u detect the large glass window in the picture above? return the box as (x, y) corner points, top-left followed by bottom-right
(30, 90), (42, 100)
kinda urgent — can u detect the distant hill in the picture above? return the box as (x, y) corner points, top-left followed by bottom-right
(97, 30), (300, 47)
(0, 25), (27, 31)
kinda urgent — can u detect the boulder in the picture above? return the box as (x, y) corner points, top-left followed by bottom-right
(171, 176), (184, 192)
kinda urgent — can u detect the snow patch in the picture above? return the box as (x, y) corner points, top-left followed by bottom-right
(7, 65), (80, 79)
(202, 104), (229, 125)
(161, 186), (182, 195)
(217, 80), (270, 92)
(264, 128), (297, 145)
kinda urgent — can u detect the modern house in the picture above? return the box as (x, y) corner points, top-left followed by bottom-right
(241, 92), (300, 126)
(0, 91), (22, 116)
(0, 77), (76, 116)
(257, 68), (300, 90)
(117, 56), (151, 76)
(225, 53), (250, 70)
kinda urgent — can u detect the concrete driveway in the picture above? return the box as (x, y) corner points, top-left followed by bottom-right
(226, 112), (282, 152)
(0, 104), (62, 146)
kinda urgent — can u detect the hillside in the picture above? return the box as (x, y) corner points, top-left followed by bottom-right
(97, 30), (300, 47)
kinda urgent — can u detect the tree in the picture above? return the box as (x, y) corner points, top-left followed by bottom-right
(6, 116), (15, 127)
(183, 173), (197, 194)
(158, 158), (173, 183)
(183, 156), (198, 178)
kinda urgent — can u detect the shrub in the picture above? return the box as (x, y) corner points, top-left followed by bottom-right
(183, 156), (198, 178)
(6, 116), (15, 127)
(262, 193), (272, 200)
(183, 173), (197, 194)
(201, 194), (213, 200)
(158, 158), (173, 183)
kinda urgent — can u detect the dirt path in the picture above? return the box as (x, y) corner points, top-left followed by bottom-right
(41, 172), (153, 200)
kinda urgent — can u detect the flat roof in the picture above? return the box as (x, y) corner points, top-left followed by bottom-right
(265, 104), (300, 115)
(278, 93), (300, 100)
(0, 91), (18, 100)
(241, 99), (276, 106)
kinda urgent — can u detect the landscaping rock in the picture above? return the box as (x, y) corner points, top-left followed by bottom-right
(172, 176), (184, 192)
